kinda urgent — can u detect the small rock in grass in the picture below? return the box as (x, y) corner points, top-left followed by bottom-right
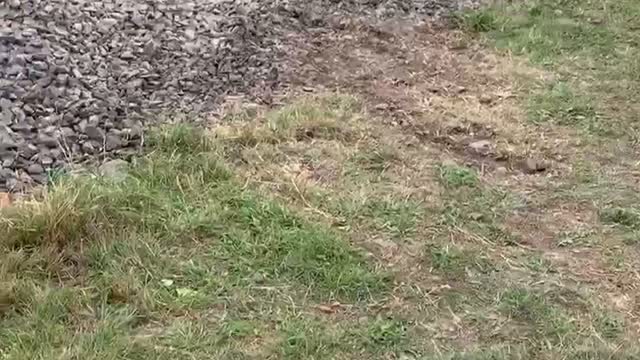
(468, 139), (492, 154)
(37, 134), (58, 148)
(0, 128), (17, 150)
(495, 166), (508, 175)
(85, 125), (105, 141)
(99, 159), (129, 182)
(105, 135), (124, 151)
(27, 163), (44, 175)
(522, 158), (549, 174)
(479, 94), (493, 104)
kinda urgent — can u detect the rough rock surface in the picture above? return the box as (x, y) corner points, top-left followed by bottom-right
(0, 0), (473, 191)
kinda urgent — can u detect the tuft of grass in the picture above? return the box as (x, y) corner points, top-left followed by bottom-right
(427, 244), (494, 280)
(499, 288), (576, 342)
(456, 9), (500, 33)
(148, 124), (212, 155)
(600, 207), (640, 228)
(594, 313), (624, 340)
(361, 318), (407, 350)
(279, 319), (339, 359)
(0, 180), (105, 249)
(351, 146), (399, 173)
(219, 94), (361, 149)
(439, 164), (478, 188)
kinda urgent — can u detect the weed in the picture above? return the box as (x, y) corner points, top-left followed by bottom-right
(365, 199), (422, 238)
(500, 288), (546, 322)
(525, 256), (554, 274)
(621, 232), (639, 246)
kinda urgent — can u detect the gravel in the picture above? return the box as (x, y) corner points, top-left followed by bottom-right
(0, 0), (471, 191)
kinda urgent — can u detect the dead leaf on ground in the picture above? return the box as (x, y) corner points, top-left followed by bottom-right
(316, 302), (344, 314)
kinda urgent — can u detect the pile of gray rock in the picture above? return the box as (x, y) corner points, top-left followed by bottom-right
(0, 0), (469, 191)
(1, 0), (281, 190)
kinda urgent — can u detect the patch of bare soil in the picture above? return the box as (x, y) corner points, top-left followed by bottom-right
(283, 16), (571, 173)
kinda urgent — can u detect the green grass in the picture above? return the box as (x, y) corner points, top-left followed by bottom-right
(328, 195), (423, 240)
(361, 318), (407, 350)
(600, 207), (640, 229)
(467, 0), (640, 138)
(469, 1), (619, 64)
(527, 82), (603, 132)
(456, 8), (499, 33)
(0, 125), (388, 358)
(439, 164), (478, 188)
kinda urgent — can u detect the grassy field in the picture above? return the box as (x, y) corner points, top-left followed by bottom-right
(2, 0), (640, 359)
